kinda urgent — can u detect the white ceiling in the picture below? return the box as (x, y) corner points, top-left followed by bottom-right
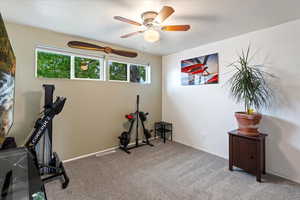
(1, 0), (300, 55)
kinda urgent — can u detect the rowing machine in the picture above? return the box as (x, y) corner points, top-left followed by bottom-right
(23, 85), (69, 189)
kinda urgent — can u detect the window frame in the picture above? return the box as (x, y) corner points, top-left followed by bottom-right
(35, 47), (105, 81)
(129, 63), (151, 84)
(35, 46), (151, 84)
(35, 48), (72, 79)
(108, 60), (151, 84)
(72, 54), (105, 81)
(107, 60), (130, 83)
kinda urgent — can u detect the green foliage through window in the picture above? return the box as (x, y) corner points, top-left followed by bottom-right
(109, 61), (128, 81)
(36, 48), (150, 83)
(74, 57), (100, 79)
(130, 64), (147, 83)
(37, 51), (71, 78)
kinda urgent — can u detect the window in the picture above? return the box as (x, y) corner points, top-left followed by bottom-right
(109, 61), (151, 84)
(35, 47), (151, 84)
(130, 64), (148, 83)
(36, 50), (71, 79)
(73, 56), (104, 80)
(36, 48), (104, 81)
(108, 61), (128, 82)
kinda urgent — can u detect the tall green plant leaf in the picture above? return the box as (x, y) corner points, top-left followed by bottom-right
(228, 46), (274, 113)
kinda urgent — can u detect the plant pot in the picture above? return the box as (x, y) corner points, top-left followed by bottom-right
(235, 112), (262, 136)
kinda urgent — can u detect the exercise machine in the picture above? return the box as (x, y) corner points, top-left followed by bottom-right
(118, 95), (153, 154)
(118, 113), (135, 151)
(1, 85), (69, 189)
(25, 84), (69, 189)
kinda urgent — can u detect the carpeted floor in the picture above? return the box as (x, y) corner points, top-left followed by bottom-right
(46, 140), (300, 200)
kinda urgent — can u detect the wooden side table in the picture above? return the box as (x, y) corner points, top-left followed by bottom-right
(228, 130), (267, 182)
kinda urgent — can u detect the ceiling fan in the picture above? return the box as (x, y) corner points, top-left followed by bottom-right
(67, 41), (138, 58)
(114, 6), (191, 42)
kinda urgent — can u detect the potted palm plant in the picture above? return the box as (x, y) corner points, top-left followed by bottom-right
(228, 46), (274, 136)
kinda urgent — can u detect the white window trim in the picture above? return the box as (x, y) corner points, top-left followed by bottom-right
(35, 46), (151, 84)
(128, 63), (151, 84)
(72, 54), (104, 81)
(35, 46), (105, 81)
(35, 48), (72, 79)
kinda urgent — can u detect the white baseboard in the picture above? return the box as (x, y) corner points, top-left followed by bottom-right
(173, 138), (228, 160)
(268, 169), (300, 184)
(63, 137), (156, 163)
(63, 146), (119, 163)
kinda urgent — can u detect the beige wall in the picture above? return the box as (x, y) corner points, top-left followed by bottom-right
(6, 22), (162, 160)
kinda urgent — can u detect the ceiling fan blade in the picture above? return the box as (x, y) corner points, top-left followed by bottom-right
(111, 49), (138, 58)
(161, 25), (191, 31)
(121, 31), (145, 38)
(67, 41), (105, 51)
(155, 6), (175, 23)
(114, 16), (142, 26)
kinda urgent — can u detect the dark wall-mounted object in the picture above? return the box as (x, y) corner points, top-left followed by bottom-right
(67, 41), (138, 58)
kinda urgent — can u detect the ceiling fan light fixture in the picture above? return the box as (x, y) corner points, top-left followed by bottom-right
(144, 29), (160, 43)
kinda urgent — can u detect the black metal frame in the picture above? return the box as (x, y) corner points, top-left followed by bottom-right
(154, 122), (173, 143)
(0, 148), (49, 200)
(119, 95), (153, 154)
(1, 170), (12, 199)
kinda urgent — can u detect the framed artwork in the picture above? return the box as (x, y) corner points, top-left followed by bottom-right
(0, 13), (16, 137)
(181, 53), (219, 85)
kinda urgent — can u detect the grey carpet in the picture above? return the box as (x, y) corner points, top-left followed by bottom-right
(46, 140), (300, 200)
